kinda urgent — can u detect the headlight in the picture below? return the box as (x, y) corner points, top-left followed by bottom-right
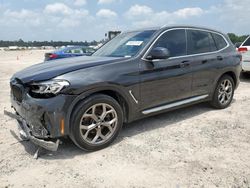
(30, 80), (70, 94)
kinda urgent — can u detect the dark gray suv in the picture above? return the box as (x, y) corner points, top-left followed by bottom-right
(6, 25), (242, 152)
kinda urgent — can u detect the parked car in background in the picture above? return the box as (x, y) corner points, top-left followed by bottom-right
(238, 35), (250, 73)
(241, 51), (250, 74)
(44, 46), (95, 61)
(6, 25), (241, 152)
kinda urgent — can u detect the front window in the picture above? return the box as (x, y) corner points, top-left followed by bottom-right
(151, 29), (187, 57)
(93, 30), (156, 57)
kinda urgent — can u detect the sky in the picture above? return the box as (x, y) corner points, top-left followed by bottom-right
(0, 0), (249, 41)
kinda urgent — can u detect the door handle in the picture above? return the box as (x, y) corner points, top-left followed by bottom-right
(180, 61), (190, 68)
(217, 56), (223, 61)
(202, 60), (208, 64)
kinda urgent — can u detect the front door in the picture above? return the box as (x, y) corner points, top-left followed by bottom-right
(139, 29), (193, 110)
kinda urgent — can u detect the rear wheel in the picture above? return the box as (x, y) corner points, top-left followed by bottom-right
(210, 75), (235, 109)
(70, 94), (123, 151)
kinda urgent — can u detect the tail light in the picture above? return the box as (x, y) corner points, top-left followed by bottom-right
(49, 53), (58, 59)
(238, 47), (248, 53)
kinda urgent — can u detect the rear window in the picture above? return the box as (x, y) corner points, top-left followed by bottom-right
(71, 49), (82, 53)
(65, 48), (83, 54)
(187, 30), (217, 55)
(242, 36), (250, 46)
(212, 33), (228, 50)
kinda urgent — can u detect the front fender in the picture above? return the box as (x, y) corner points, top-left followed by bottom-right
(64, 83), (139, 135)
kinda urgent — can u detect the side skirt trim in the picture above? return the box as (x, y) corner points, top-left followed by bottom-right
(142, 94), (209, 115)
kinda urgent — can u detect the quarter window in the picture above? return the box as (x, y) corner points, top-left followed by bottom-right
(151, 29), (187, 57)
(212, 33), (228, 50)
(187, 30), (217, 55)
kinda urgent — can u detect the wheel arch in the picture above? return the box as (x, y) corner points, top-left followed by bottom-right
(218, 71), (237, 86)
(94, 90), (130, 123)
(210, 70), (237, 99)
(66, 87), (132, 133)
(210, 70), (236, 109)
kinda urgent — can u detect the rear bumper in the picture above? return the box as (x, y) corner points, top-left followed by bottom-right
(4, 110), (60, 151)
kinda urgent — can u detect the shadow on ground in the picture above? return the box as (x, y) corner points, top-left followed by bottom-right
(240, 72), (250, 83)
(12, 102), (214, 160)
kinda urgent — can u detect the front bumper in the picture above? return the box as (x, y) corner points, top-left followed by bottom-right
(10, 91), (76, 138)
(4, 110), (60, 151)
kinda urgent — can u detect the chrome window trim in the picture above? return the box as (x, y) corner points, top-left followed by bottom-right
(142, 27), (230, 60)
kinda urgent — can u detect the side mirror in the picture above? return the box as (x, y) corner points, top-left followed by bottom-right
(147, 47), (170, 60)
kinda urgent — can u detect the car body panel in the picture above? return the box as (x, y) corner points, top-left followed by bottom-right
(191, 50), (241, 95)
(10, 90), (76, 138)
(8, 25), (241, 141)
(139, 57), (193, 110)
(13, 56), (128, 83)
(56, 57), (141, 123)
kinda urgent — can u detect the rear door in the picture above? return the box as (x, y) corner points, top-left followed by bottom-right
(187, 29), (227, 96)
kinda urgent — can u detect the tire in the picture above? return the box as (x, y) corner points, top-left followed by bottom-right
(210, 75), (235, 109)
(70, 94), (123, 151)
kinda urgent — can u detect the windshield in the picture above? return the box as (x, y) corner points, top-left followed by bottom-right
(92, 30), (156, 57)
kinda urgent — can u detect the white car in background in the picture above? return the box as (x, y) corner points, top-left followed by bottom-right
(238, 35), (250, 73)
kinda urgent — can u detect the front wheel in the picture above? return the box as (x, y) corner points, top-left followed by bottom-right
(70, 94), (123, 151)
(210, 75), (235, 109)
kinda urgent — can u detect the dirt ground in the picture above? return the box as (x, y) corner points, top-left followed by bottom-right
(0, 50), (250, 188)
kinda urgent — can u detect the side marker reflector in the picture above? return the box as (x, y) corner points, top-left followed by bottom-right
(60, 119), (65, 135)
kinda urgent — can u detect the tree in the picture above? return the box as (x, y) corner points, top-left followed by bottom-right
(227, 33), (248, 44)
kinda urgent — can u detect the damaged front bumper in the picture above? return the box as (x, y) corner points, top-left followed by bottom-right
(9, 85), (76, 138)
(4, 110), (59, 151)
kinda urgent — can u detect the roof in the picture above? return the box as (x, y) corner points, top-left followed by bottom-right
(162, 24), (224, 33)
(123, 25), (225, 35)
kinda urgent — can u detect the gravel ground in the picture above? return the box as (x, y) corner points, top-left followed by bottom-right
(0, 50), (250, 188)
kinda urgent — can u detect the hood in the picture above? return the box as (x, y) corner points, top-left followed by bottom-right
(12, 56), (127, 83)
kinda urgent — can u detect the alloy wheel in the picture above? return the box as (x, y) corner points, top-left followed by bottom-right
(218, 79), (233, 105)
(79, 103), (118, 145)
